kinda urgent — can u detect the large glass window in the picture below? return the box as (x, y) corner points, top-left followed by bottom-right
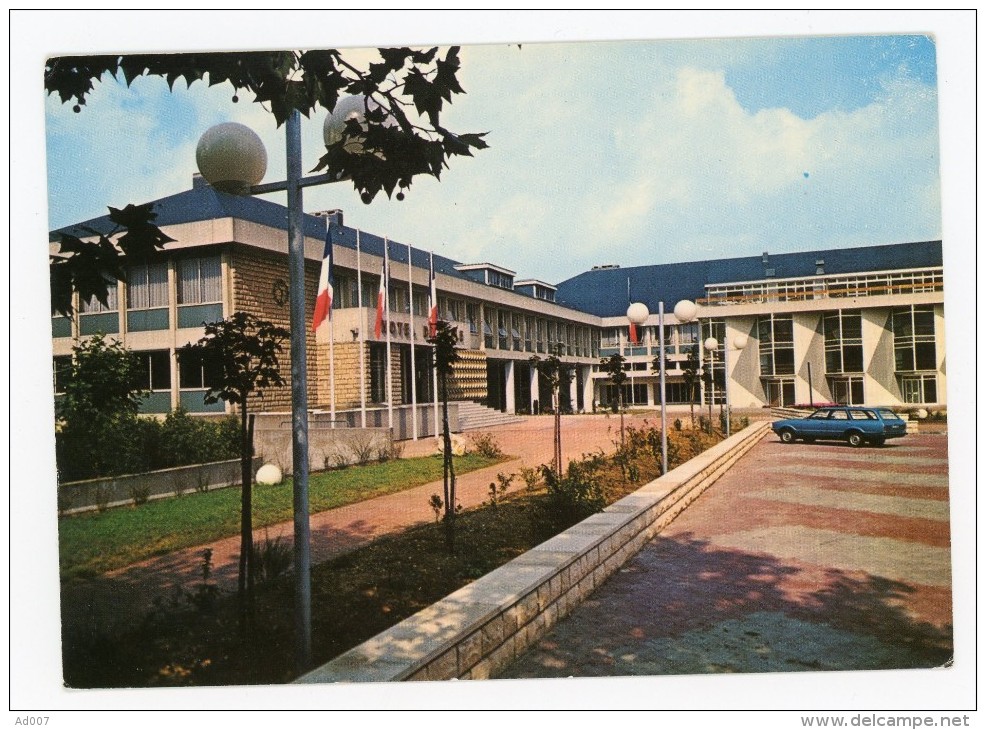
(757, 315), (795, 376)
(893, 306), (937, 371)
(79, 278), (120, 334)
(824, 310), (863, 374)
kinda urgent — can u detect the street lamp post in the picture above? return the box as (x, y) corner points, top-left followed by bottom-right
(704, 336), (718, 430)
(722, 334), (748, 437)
(626, 302), (648, 411)
(195, 99), (368, 671)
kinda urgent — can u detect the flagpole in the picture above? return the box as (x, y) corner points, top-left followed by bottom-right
(327, 219), (336, 430)
(430, 251), (440, 440)
(384, 237), (394, 432)
(407, 242), (419, 441)
(356, 230), (367, 429)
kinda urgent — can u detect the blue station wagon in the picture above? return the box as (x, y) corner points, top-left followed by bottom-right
(771, 406), (907, 447)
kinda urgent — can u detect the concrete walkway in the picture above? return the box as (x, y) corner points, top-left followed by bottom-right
(61, 411), (668, 639)
(497, 433), (952, 678)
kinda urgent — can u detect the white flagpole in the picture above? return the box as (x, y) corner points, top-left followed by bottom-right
(356, 230), (367, 429)
(384, 237), (394, 431)
(430, 251), (440, 440)
(327, 219), (336, 430)
(407, 243), (419, 441)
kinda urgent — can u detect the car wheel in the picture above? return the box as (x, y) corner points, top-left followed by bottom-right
(846, 431), (865, 448)
(779, 429), (796, 444)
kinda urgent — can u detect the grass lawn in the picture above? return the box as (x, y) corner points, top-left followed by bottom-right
(58, 452), (504, 580)
(62, 427), (726, 688)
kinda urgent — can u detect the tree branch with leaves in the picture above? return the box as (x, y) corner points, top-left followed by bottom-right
(45, 47), (488, 205)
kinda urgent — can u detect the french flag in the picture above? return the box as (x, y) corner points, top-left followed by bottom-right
(374, 258), (388, 339)
(428, 253), (438, 338)
(312, 225), (334, 331)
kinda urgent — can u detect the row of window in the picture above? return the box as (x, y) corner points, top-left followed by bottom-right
(704, 267), (943, 305)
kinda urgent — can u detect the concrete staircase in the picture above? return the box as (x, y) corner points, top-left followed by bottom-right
(455, 401), (526, 432)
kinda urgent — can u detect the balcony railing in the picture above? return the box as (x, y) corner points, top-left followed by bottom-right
(699, 267), (943, 306)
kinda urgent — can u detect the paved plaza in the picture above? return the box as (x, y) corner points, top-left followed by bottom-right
(498, 433), (952, 678)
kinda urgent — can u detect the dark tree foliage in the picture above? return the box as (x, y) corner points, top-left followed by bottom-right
(54, 336), (148, 481)
(45, 48), (488, 204)
(178, 312), (289, 621)
(50, 203), (175, 317)
(429, 319), (461, 554)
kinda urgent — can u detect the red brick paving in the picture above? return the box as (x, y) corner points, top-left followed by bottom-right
(499, 432), (952, 678)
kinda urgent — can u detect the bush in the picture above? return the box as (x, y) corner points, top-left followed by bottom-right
(56, 407), (240, 483)
(531, 455), (606, 538)
(468, 432), (503, 459)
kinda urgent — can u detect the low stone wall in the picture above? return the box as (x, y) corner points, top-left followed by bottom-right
(297, 420), (771, 684)
(254, 426), (394, 475)
(59, 457), (262, 514)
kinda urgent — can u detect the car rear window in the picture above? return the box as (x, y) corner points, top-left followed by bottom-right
(877, 408), (903, 420)
(849, 410), (877, 420)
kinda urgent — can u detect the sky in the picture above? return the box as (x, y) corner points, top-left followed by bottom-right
(12, 9), (978, 716)
(42, 20), (945, 286)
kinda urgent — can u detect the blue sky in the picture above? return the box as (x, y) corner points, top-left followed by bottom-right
(43, 22), (944, 285)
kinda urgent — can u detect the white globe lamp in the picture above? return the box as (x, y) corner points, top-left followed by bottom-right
(626, 302), (649, 325)
(256, 463), (283, 486)
(674, 299), (698, 323)
(196, 122), (267, 194)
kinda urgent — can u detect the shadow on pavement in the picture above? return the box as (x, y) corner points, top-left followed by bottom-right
(499, 532), (952, 678)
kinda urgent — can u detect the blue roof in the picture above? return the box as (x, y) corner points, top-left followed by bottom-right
(554, 241), (943, 317)
(49, 182), (477, 285)
(51, 184), (943, 318)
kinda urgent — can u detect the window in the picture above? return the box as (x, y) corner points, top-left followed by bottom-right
(178, 349), (222, 390)
(127, 261), (170, 331)
(466, 302), (479, 334)
(511, 313), (522, 351)
(369, 344), (388, 402)
(79, 279), (120, 334)
(524, 316), (534, 352)
(900, 374), (938, 404)
(53, 356), (72, 394)
(893, 306), (937, 372)
(127, 262), (169, 309)
(488, 270), (513, 289)
(830, 376), (864, 405)
(824, 310), (863, 374)
(497, 311), (508, 350)
(177, 256), (221, 304)
(412, 289), (428, 317)
(135, 351), (172, 391)
(389, 283), (409, 314)
(757, 315), (794, 376)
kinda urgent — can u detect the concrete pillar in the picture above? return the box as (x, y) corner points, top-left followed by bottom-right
(530, 365), (540, 414)
(581, 365), (594, 413)
(505, 359), (516, 414)
(568, 367), (578, 411)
